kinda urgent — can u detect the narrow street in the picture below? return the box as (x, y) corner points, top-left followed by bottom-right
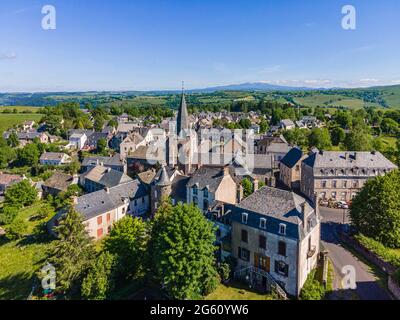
(319, 207), (392, 300)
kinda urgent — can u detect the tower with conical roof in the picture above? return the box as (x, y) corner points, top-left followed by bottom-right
(150, 166), (172, 214)
(176, 82), (189, 137)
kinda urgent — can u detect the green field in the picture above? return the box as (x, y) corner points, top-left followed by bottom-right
(0, 113), (44, 133)
(0, 106), (43, 113)
(294, 95), (381, 109)
(0, 202), (54, 300)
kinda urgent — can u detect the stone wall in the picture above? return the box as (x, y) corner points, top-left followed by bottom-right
(388, 276), (400, 300)
(339, 231), (400, 299)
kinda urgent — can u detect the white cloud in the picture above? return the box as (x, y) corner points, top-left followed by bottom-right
(0, 52), (17, 60)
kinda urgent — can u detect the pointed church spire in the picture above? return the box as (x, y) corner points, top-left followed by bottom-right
(177, 82), (189, 136)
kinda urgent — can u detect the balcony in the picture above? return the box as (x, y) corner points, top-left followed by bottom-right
(307, 245), (316, 258)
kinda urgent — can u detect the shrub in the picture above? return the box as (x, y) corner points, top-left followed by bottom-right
(300, 270), (325, 300)
(354, 234), (400, 268)
(5, 217), (28, 240)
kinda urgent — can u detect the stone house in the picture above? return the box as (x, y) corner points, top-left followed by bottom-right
(81, 153), (127, 174)
(301, 150), (398, 202)
(48, 180), (149, 240)
(0, 173), (24, 194)
(228, 186), (320, 297)
(42, 172), (76, 197)
(186, 166), (239, 212)
(39, 152), (71, 166)
(79, 165), (133, 193)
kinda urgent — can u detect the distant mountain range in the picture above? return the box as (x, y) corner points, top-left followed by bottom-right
(193, 82), (317, 92)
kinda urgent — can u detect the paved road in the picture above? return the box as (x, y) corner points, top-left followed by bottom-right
(319, 207), (392, 300)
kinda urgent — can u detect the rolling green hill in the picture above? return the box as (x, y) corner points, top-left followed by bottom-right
(1, 85), (400, 110)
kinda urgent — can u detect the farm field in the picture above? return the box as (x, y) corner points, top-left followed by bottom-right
(0, 106), (42, 112)
(0, 113), (44, 133)
(293, 95), (381, 109)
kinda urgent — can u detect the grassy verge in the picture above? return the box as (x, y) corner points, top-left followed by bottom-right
(354, 234), (400, 268)
(205, 281), (276, 300)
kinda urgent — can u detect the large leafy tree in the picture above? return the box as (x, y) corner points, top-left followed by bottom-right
(81, 251), (116, 300)
(283, 128), (310, 149)
(149, 201), (219, 299)
(50, 206), (95, 296)
(103, 216), (149, 280)
(308, 128), (332, 150)
(17, 143), (40, 166)
(7, 131), (19, 147)
(330, 126), (345, 146)
(349, 170), (400, 248)
(4, 180), (38, 209)
(344, 126), (373, 151)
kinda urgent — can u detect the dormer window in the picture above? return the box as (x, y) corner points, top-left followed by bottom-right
(241, 213), (248, 224)
(203, 188), (209, 198)
(260, 218), (267, 229)
(279, 223), (286, 235)
(192, 186), (198, 195)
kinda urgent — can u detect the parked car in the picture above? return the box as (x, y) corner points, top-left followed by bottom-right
(337, 201), (349, 209)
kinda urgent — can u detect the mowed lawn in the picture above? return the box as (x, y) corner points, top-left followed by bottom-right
(0, 202), (54, 300)
(0, 113), (44, 133)
(205, 281), (276, 300)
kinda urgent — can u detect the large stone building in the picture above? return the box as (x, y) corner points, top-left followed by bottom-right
(301, 150), (398, 202)
(211, 186), (320, 297)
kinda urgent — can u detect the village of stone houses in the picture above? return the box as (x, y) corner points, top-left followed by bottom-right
(1, 90), (399, 301)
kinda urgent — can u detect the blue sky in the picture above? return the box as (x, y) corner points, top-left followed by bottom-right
(1, 0), (400, 92)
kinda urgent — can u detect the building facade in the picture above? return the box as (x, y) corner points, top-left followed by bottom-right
(301, 151), (398, 202)
(227, 187), (320, 297)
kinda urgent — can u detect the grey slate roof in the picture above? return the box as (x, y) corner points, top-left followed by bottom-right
(303, 151), (398, 170)
(230, 186), (315, 240)
(75, 180), (147, 220)
(43, 172), (74, 191)
(187, 166), (232, 193)
(82, 166), (132, 188)
(237, 186), (313, 224)
(40, 152), (67, 161)
(82, 154), (124, 167)
(157, 166), (172, 186)
(280, 147), (303, 169)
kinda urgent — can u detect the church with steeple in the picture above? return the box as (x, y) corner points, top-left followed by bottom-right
(166, 83), (198, 175)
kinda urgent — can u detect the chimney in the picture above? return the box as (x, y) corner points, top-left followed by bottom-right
(354, 152), (357, 160)
(223, 166), (230, 177)
(72, 196), (78, 205)
(301, 202), (306, 215)
(253, 178), (259, 192)
(344, 152), (348, 160)
(313, 192), (319, 218)
(237, 185), (244, 202)
(96, 159), (100, 165)
(104, 187), (110, 194)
